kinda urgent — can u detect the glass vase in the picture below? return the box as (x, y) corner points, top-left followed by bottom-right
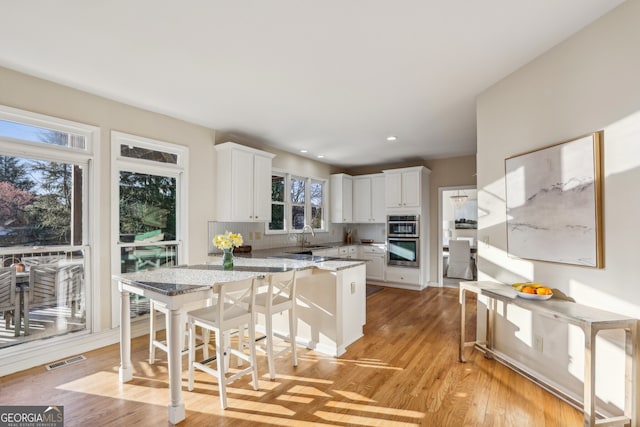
(222, 248), (234, 270)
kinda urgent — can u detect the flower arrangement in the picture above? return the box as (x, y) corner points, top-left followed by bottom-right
(214, 231), (243, 270)
(213, 231), (243, 251)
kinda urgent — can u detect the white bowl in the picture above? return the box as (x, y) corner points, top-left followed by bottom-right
(516, 291), (553, 300)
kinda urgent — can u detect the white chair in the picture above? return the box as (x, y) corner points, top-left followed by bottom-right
(187, 277), (259, 409)
(253, 270), (297, 380)
(446, 239), (474, 280)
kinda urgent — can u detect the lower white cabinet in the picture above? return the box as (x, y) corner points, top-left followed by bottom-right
(358, 245), (385, 281)
(313, 247), (340, 257)
(385, 266), (420, 285)
(338, 246), (357, 258)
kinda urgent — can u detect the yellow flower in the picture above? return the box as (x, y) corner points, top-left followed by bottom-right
(213, 231), (243, 251)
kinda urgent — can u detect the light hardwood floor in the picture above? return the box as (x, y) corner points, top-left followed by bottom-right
(0, 287), (583, 426)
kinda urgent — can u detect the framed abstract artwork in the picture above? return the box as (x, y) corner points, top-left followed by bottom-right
(505, 131), (603, 268)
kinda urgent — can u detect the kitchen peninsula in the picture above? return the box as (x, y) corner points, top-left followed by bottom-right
(113, 256), (366, 424)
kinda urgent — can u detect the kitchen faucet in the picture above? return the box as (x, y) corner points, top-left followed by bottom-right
(300, 224), (315, 250)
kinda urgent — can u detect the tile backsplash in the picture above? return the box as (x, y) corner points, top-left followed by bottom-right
(207, 222), (386, 254)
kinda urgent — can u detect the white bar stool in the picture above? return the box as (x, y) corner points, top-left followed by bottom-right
(187, 276), (259, 409)
(253, 269), (298, 380)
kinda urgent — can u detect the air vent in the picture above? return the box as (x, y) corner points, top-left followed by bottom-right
(46, 355), (86, 371)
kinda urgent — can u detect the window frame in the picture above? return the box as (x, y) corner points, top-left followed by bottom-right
(0, 104), (99, 354)
(110, 131), (189, 326)
(265, 170), (327, 235)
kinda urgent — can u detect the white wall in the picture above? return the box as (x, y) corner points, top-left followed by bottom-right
(476, 0), (640, 414)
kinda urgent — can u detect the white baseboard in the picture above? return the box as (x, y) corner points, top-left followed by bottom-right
(0, 320), (151, 377)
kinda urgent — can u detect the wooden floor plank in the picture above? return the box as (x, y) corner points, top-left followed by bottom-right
(0, 286), (583, 426)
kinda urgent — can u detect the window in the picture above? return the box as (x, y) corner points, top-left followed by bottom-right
(267, 172), (326, 233)
(269, 173), (285, 231)
(290, 176), (306, 230)
(0, 105), (96, 350)
(111, 132), (187, 320)
(310, 178), (324, 229)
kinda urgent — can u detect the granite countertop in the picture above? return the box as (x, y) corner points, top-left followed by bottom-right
(114, 256), (365, 296)
(114, 267), (263, 296)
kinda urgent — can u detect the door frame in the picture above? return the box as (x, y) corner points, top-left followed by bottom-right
(437, 185), (476, 286)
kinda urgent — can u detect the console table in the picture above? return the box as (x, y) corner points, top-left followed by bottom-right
(459, 280), (638, 427)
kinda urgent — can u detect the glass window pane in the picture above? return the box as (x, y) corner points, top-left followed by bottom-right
(0, 155), (82, 248)
(311, 206), (323, 229)
(269, 204), (284, 231)
(291, 205), (305, 230)
(120, 144), (178, 164)
(290, 177), (305, 203)
(310, 180), (323, 206)
(0, 119), (86, 149)
(0, 249), (87, 349)
(272, 175), (285, 202)
(119, 172), (176, 242)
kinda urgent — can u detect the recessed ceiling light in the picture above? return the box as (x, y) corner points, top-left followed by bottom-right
(300, 149), (308, 153)
(386, 136), (398, 142)
(316, 155), (324, 158)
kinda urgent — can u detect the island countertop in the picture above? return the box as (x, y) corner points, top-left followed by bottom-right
(113, 257), (365, 296)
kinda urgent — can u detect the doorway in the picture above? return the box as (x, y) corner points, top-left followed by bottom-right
(437, 186), (477, 287)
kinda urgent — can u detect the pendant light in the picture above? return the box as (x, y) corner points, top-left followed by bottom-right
(450, 190), (468, 209)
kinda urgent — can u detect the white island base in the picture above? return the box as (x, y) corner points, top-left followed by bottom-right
(263, 263), (366, 357)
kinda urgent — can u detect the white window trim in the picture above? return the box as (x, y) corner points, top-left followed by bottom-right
(0, 104), (100, 370)
(265, 170), (328, 235)
(0, 104), (94, 155)
(109, 131), (189, 328)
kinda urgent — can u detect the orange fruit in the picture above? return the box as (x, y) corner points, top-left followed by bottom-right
(521, 286), (536, 294)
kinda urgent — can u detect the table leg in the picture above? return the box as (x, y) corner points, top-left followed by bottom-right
(459, 288), (467, 362)
(119, 287), (133, 383)
(167, 307), (186, 424)
(583, 326), (596, 427)
(625, 323), (637, 427)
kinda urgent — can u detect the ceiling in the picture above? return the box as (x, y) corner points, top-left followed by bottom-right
(0, 1), (625, 168)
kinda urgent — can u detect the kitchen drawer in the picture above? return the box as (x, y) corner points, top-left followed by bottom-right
(359, 245), (385, 255)
(385, 266), (420, 285)
(338, 246), (357, 258)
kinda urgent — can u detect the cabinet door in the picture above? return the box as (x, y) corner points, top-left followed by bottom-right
(401, 170), (421, 208)
(385, 172), (403, 208)
(352, 177), (372, 222)
(370, 175), (386, 222)
(252, 154), (272, 221)
(367, 256), (384, 281)
(231, 148), (255, 220)
(330, 174), (353, 223)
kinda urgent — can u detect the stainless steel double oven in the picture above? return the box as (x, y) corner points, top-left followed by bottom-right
(387, 214), (419, 267)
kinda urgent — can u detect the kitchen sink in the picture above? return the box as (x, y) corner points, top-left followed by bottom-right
(284, 245), (329, 254)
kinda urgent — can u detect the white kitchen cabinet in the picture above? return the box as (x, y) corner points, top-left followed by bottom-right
(330, 174), (353, 223)
(359, 245), (385, 281)
(215, 142), (275, 222)
(383, 167), (423, 209)
(338, 245), (357, 258)
(313, 247), (340, 257)
(352, 174), (386, 223)
(385, 265), (420, 285)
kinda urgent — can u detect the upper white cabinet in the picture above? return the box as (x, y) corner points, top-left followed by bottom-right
(352, 174), (386, 223)
(215, 142), (275, 222)
(383, 166), (425, 209)
(330, 174), (353, 223)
